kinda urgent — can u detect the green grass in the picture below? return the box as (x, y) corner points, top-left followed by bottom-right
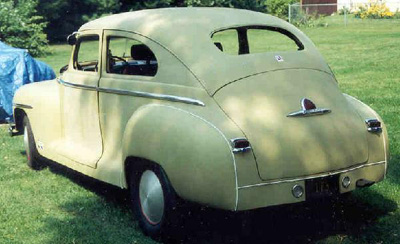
(1, 17), (400, 243)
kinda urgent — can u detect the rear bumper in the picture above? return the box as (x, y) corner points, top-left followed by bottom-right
(236, 161), (386, 211)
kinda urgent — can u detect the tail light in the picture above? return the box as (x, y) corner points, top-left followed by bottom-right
(365, 119), (382, 133)
(231, 138), (251, 153)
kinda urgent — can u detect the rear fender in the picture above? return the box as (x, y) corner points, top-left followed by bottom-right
(121, 104), (238, 210)
(344, 94), (389, 169)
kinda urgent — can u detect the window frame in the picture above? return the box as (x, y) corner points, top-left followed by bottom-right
(105, 35), (159, 78)
(211, 25), (304, 55)
(72, 34), (101, 73)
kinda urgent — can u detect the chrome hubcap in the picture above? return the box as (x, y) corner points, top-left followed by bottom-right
(139, 170), (164, 225)
(23, 126), (30, 160)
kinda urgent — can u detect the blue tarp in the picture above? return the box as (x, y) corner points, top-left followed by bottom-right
(0, 42), (55, 121)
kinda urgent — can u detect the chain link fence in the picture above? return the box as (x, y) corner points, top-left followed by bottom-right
(288, 1), (400, 26)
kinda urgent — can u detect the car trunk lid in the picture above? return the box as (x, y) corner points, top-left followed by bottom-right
(214, 69), (368, 181)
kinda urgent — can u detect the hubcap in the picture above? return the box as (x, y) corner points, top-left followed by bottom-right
(139, 170), (165, 225)
(23, 126), (30, 161)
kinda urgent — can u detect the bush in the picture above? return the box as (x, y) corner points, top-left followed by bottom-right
(338, 6), (350, 15)
(185, 0), (266, 12)
(355, 2), (394, 19)
(0, 0), (48, 57)
(266, 0), (298, 20)
(292, 12), (329, 27)
(39, 0), (268, 42)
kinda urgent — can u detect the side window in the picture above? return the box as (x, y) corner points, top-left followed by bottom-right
(74, 35), (99, 72)
(211, 27), (303, 55)
(247, 29), (300, 53)
(107, 36), (158, 77)
(211, 29), (239, 55)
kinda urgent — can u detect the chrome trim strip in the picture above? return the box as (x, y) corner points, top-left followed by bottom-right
(232, 147), (252, 153)
(57, 78), (205, 107)
(287, 108), (331, 117)
(238, 161), (386, 189)
(13, 103), (33, 109)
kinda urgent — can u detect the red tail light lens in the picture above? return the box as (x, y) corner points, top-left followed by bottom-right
(365, 119), (382, 133)
(231, 138), (251, 153)
(302, 98), (316, 110)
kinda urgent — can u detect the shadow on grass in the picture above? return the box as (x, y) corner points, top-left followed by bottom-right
(42, 161), (397, 244)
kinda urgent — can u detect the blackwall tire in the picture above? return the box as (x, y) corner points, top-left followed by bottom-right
(23, 116), (43, 170)
(130, 164), (180, 238)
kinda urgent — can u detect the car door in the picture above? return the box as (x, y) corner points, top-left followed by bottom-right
(57, 30), (103, 168)
(95, 30), (202, 169)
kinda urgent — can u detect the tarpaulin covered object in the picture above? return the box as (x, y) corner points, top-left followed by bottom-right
(0, 42), (55, 121)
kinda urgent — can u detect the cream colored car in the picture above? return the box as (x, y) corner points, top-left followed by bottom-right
(11, 8), (388, 237)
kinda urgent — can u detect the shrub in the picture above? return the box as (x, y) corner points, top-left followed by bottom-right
(266, 0), (298, 20)
(338, 6), (350, 15)
(355, 1), (394, 19)
(185, 0), (267, 12)
(292, 12), (329, 27)
(0, 0), (48, 57)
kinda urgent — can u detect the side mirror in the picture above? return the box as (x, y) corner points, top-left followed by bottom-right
(67, 32), (78, 45)
(60, 64), (68, 74)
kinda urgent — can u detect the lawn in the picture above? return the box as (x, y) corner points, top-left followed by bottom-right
(1, 16), (400, 243)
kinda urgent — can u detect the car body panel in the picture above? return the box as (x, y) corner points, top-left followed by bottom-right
(79, 8), (331, 94)
(237, 163), (385, 210)
(214, 69), (369, 181)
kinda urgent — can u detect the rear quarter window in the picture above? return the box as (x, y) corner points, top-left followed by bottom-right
(211, 26), (303, 55)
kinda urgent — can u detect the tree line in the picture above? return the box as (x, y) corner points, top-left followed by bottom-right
(0, 0), (295, 56)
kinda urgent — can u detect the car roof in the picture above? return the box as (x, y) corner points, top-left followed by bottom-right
(81, 7), (293, 34)
(81, 8), (331, 95)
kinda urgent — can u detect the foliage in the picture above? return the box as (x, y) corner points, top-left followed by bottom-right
(266, 0), (298, 20)
(118, 0), (175, 12)
(292, 12), (329, 27)
(355, 2), (394, 19)
(288, 6), (328, 28)
(38, 0), (98, 42)
(185, 0), (266, 12)
(338, 6), (351, 15)
(0, 0), (48, 57)
(39, 0), (268, 42)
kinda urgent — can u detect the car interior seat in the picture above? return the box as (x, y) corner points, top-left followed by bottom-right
(123, 44), (157, 76)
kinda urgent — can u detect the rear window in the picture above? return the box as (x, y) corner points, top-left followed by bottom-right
(211, 26), (303, 55)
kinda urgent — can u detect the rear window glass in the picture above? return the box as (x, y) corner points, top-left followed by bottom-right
(211, 26), (303, 55)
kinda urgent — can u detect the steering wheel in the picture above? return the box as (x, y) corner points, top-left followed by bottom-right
(110, 56), (129, 73)
(112, 56), (129, 66)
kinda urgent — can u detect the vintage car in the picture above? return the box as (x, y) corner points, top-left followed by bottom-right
(10, 8), (388, 237)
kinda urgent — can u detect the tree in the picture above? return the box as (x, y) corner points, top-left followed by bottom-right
(184, 0), (266, 12)
(37, 0), (98, 42)
(0, 0), (48, 56)
(37, 0), (268, 43)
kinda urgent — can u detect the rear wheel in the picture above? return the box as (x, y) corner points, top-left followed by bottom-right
(23, 116), (43, 170)
(130, 164), (180, 238)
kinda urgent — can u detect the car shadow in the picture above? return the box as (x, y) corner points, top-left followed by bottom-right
(164, 190), (397, 244)
(42, 161), (397, 244)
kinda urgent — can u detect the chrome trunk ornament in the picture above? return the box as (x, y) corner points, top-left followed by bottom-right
(287, 98), (331, 117)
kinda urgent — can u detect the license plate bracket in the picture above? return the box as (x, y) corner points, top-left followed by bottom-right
(305, 175), (339, 199)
